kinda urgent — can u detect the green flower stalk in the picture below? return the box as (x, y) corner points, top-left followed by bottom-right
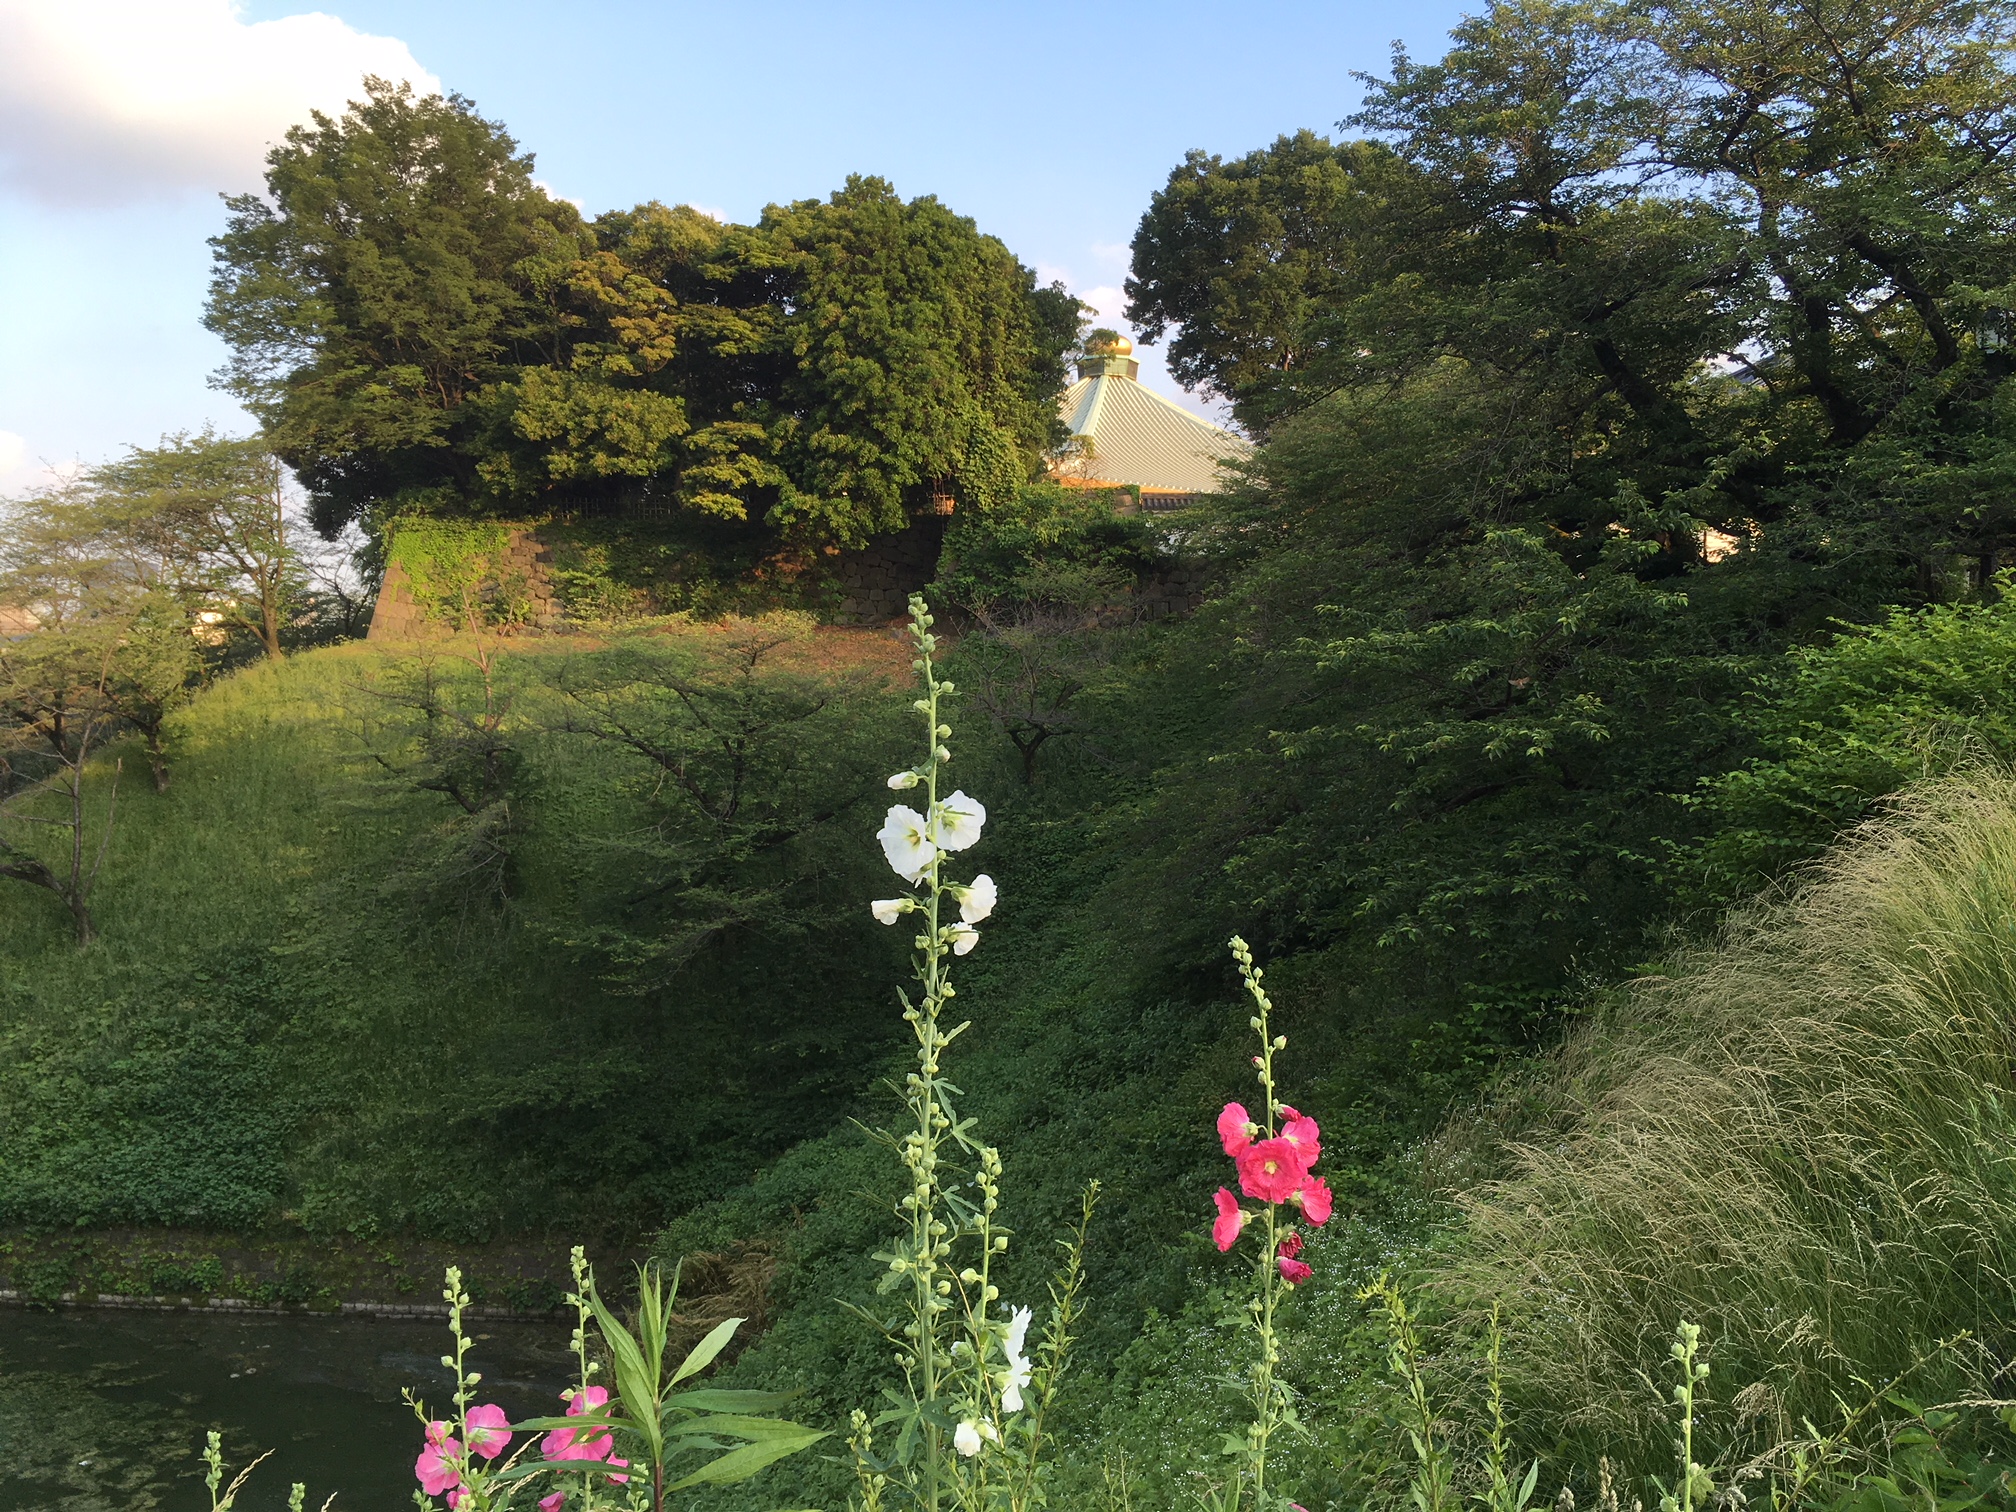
(855, 594), (1091, 1512)
(1207, 937), (1333, 1512)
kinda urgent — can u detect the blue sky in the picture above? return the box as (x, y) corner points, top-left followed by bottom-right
(0, 0), (1473, 490)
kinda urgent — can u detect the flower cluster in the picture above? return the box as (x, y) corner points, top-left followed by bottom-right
(413, 1404), (510, 1507)
(536, 1383), (630, 1506)
(953, 1302), (1036, 1458)
(872, 785), (993, 952)
(1212, 1100), (1332, 1282)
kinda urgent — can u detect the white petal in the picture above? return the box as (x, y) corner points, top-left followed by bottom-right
(1004, 1304), (1032, 1356)
(959, 874), (997, 924)
(931, 791), (987, 852)
(1002, 1382), (1023, 1413)
(954, 1421), (983, 1457)
(887, 771), (920, 789)
(877, 805), (936, 879)
(870, 898), (907, 925)
(948, 924), (979, 956)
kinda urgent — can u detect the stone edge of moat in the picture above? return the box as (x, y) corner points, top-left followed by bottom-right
(0, 1288), (557, 1319)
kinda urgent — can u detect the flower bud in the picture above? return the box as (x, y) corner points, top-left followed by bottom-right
(888, 771), (921, 790)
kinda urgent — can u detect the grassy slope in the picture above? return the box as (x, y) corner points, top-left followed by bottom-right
(0, 629), (914, 1242)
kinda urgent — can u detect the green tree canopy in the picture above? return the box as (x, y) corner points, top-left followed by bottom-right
(1126, 0), (2016, 594)
(208, 84), (1081, 548)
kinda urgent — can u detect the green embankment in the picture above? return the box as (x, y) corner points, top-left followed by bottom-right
(0, 629), (911, 1250)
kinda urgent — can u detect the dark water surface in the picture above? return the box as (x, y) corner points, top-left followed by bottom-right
(0, 1306), (574, 1511)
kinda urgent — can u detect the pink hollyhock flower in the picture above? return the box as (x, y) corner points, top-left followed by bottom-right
(1212, 1187), (1247, 1251)
(540, 1496), (566, 1512)
(1235, 1137), (1307, 1203)
(1277, 1228), (1303, 1260)
(448, 1490), (467, 1511)
(543, 1385), (615, 1462)
(1217, 1102), (1256, 1157)
(1278, 1256), (1313, 1286)
(416, 1423), (462, 1497)
(466, 1403), (511, 1461)
(1289, 1173), (1334, 1226)
(1279, 1106), (1322, 1167)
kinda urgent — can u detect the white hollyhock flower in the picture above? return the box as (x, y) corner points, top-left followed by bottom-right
(877, 805), (936, 882)
(932, 791), (986, 852)
(948, 923), (980, 956)
(887, 771), (920, 790)
(957, 873), (997, 924)
(870, 898), (911, 925)
(954, 1420), (984, 1457)
(1001, 1304), (1034, 1412)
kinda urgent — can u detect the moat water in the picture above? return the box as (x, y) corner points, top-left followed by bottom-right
(0, 1305), (575, 1510)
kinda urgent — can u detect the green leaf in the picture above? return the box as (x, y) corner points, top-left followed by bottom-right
(664, 1430), (827, 1490)
(667, 1414), (822, 1442)
(669, 1316), (745, 1386)
(666, 1388), (800, 1414)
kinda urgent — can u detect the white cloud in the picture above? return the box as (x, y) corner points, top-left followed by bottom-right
(0, 432), (85, 494)
(0, 1), (438, 207)
(1077, 284), (1128, 329)
(686, 203), (729, 223)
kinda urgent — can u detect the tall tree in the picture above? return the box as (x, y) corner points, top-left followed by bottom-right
(206, 79), (587, 535)
(206, 83), (1081, 548)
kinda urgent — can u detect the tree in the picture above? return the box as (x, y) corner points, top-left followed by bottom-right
(548, 616), (902, 982)
(1125, 131), (1408, 429)
(206, 78), (588, 535)
(206, 80), (1082, 548)
(86, 433), (303, 660)
(348, 625), (527, 916)
(0, 625), (124, 946)
(1079, 0), (2016, 1091)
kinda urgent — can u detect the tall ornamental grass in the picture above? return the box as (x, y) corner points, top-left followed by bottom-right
(1441, 773), (2016, 1469)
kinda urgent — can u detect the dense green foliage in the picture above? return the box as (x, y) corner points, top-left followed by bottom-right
(207, 82), (1079, 546)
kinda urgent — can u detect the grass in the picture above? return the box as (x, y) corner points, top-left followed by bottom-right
(1433, 772), (2016, 1474)
(0, 622), (915, 1242)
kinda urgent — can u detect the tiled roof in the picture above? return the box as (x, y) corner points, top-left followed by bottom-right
(1055, 372), (1249, 495)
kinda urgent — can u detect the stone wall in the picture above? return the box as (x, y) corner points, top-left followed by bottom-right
(366, 528), (561, 640)
(1135, 564), (1212, 621)
(827, 517), (947, 626)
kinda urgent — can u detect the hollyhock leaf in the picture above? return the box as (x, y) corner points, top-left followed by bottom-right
(1212, 1188), (1247, 1252)
(1217, 1102), (1256, 1157)
(877, 806), (936, 881)
(1236, 1138), (1307, 1203)
(958, 874), (997, 923)
(931, 791), (986, 851)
